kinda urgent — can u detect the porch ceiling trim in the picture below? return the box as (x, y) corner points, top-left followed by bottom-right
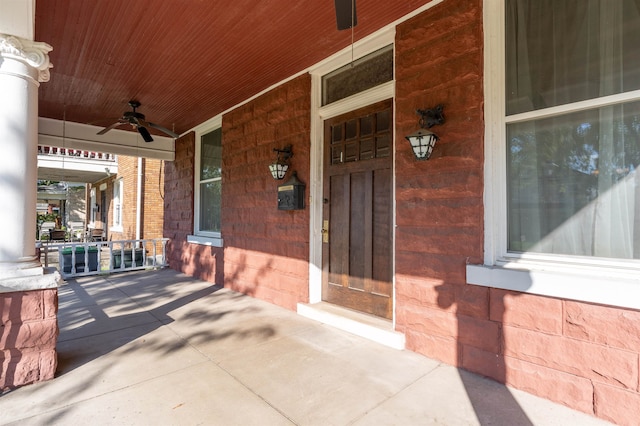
(38, 117), (175, 161)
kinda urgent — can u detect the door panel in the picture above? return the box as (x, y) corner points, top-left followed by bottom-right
(372, 168), (392, 297)
(348, 171), (365, 291)
(328, 174), (349, 287)
(322, 99), (393, 319)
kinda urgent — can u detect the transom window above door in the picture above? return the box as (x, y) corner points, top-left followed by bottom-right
(322, 45), (393, 106)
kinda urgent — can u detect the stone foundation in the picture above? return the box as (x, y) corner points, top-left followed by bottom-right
(1, 285), (59, 391)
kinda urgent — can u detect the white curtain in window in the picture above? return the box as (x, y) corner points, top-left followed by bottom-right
(506, 0), (640, 259)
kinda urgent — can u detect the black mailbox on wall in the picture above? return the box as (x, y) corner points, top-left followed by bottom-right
(277, 172), (305, 210)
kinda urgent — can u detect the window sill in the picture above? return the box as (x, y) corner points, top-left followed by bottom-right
(187, 234), (223, 248)
(109, 226), (123, 233)
(466, 263), (640, 311)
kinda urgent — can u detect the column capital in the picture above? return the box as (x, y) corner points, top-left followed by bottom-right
(0, 33), (52, 82)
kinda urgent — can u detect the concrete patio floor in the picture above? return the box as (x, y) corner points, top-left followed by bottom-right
(0, 269), (611, 425)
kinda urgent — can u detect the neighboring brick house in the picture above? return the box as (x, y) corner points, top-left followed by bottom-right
(89, 155), (165, 242)
(164, 2), (640, 425)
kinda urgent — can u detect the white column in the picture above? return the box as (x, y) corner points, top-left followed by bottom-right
(0, 34), (52, 278)
(0, 1), (35, 40)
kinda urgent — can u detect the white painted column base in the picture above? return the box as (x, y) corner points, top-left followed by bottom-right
(0, 267), (61, 293)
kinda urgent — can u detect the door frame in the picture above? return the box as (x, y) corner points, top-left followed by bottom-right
(307, 28), (397, 325)
(322, 100), (394, 318)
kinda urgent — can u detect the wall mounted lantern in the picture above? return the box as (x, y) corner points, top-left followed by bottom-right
(269, 145), (293, 180)
(405, 105), (445, 160)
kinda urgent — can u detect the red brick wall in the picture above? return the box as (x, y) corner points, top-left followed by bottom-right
(92, 156), (164, 244)
(110, 155), (137, 240)
(221, 75), (311, 310)
(395, 2), (640, 424)
(0, 289), (58, 390)
(142, 158), (165, 240)
(164, 132), (222, 283)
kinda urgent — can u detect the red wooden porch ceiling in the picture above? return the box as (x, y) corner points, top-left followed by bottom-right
(35, 0), (432, 136)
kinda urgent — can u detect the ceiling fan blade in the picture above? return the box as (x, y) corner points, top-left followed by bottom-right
(147, 122), (179, 139)
(96, 121), (124, 135)
(137, 126), (154, 142)
(334, 0), (357, 30)
(102, 103), (172, 142)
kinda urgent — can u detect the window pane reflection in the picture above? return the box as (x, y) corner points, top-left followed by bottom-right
(199, 180), (221, 233)
(506, 0), (640, 115)
(507, 102), (640, 259)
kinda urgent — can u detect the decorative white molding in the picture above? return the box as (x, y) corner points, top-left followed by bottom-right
(0, 258), (43, 279)
(0, 33), (53, 82)
(187, 234), (224, 248)
(38, 117), (175, 161)
(0, 268), (61, 293)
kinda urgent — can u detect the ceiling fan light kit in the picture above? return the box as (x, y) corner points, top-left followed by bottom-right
(97, 100), (178, 142)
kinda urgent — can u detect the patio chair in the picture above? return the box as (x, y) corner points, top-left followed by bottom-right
(39, 221), (56, 240)
(89, 228), (104, 242)
(49, 229), (67, 243)
(67, 221), (85, 241)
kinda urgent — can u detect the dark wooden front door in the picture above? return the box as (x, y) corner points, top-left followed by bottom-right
(322, 100), (393, 319)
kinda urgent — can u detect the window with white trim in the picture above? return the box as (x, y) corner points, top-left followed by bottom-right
(196, 127), (222, 237)
(471, 0), (640, 309)
(90, 187), (97, 225)
(113, 178), (123, 228)
(505, 0), (640, 260)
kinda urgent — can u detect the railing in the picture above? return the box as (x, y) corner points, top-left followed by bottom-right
(38, 145), (117, 161)
(39, 238), (169, 279)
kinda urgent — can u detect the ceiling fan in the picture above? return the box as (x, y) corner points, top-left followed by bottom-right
(96, 100), (178, 142)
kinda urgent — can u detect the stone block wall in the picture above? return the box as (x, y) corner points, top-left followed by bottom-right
(394, 1), (640, 424)
(162, 1), (640, 423)
(164, 76), (312, 307)
(0, 289), (58, 390)
(473, 292), (640, 424)
(394, 0), (485, 362)
(220, 75), (311, 310)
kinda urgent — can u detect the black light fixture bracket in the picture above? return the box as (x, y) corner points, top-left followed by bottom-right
(273, 145), (293, 161)
(416, 105), (445, 129)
